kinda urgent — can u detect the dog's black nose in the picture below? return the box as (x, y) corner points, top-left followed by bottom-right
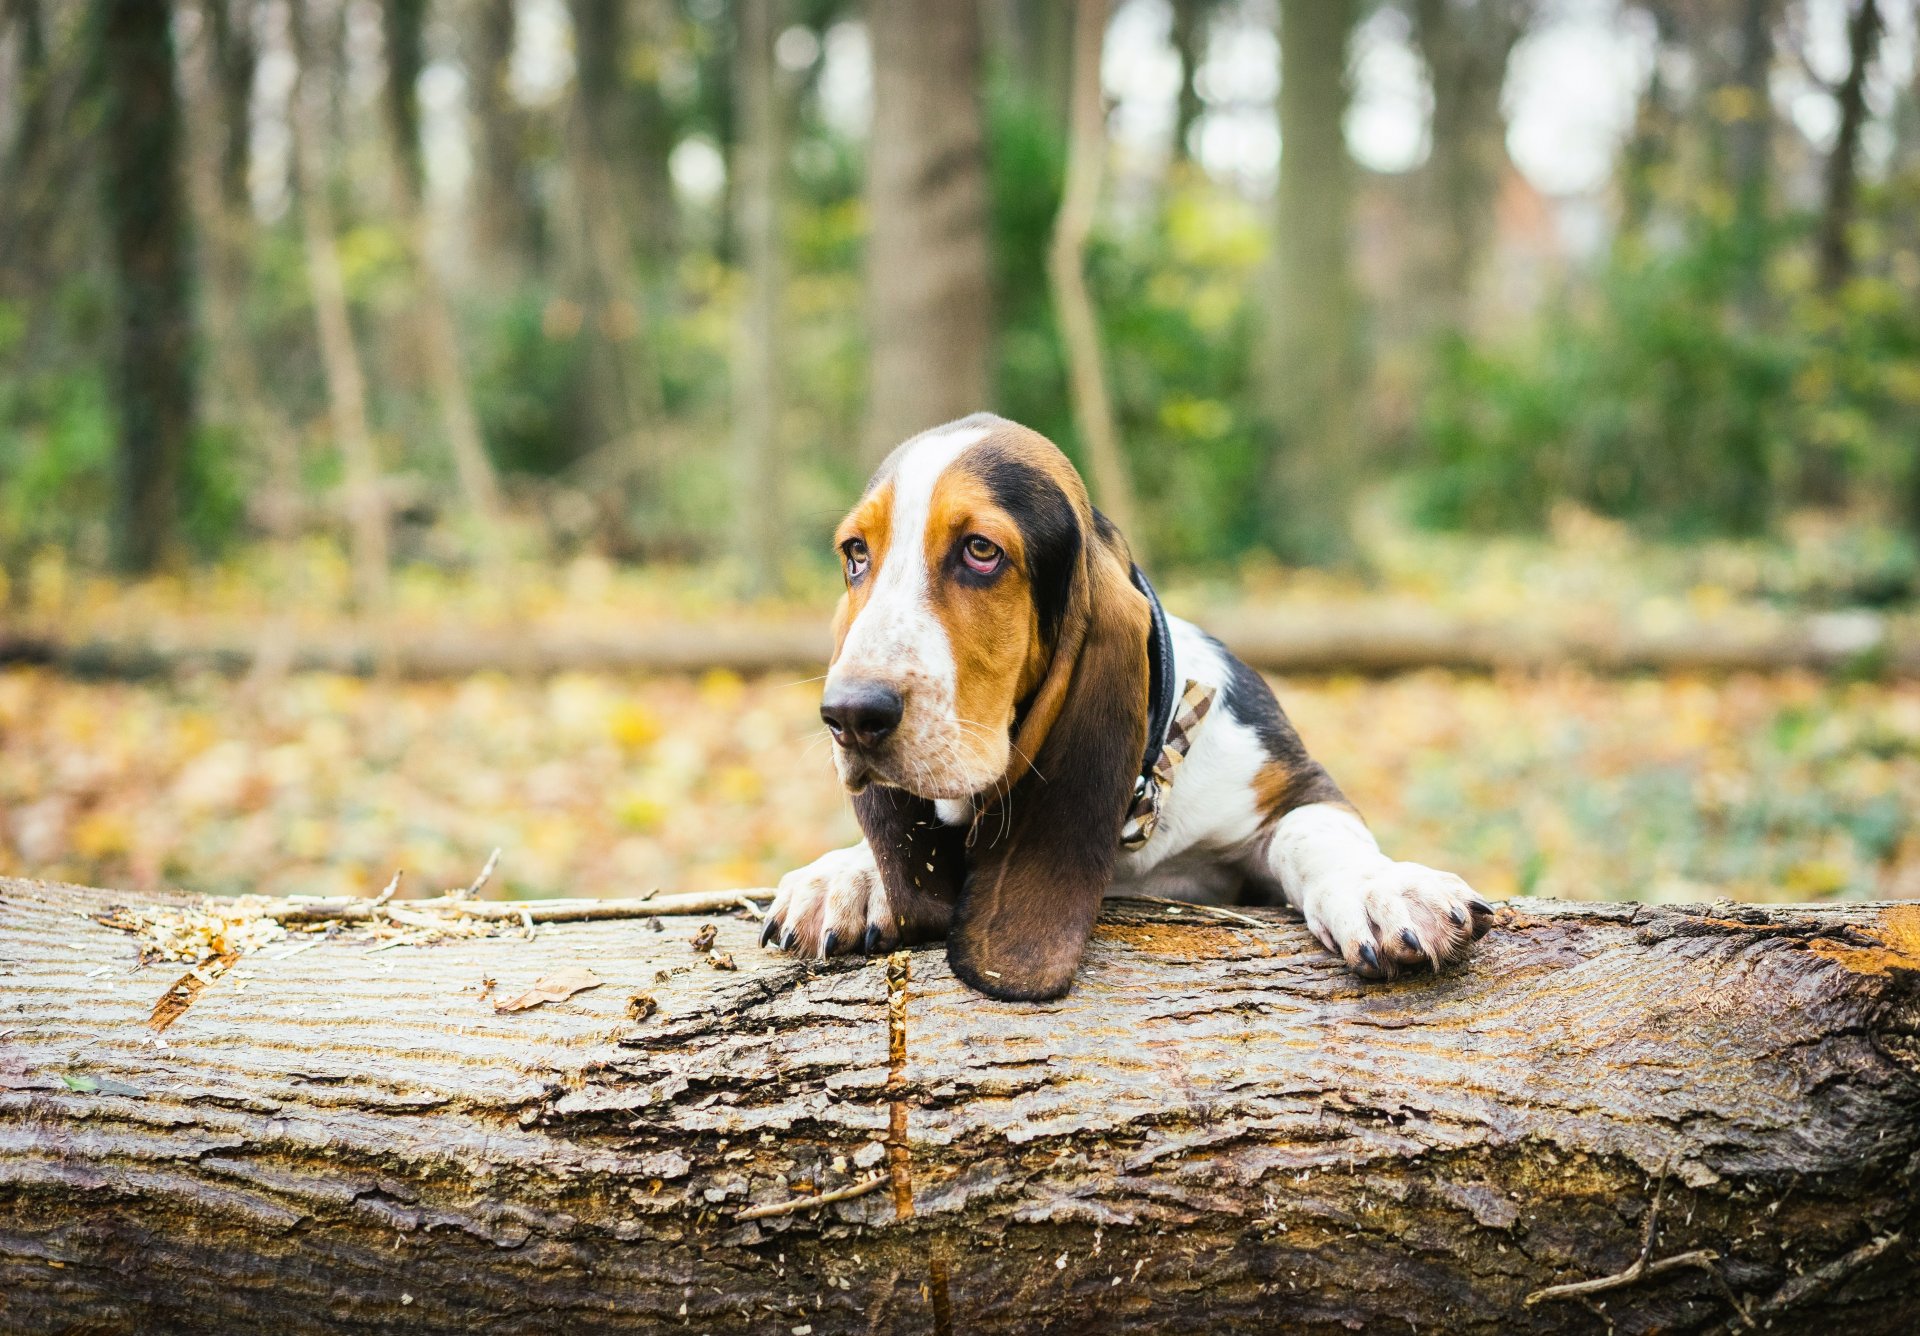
(821, 681), (904, 750)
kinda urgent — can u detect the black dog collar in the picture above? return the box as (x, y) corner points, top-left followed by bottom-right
(1132, 563), (1177, 791)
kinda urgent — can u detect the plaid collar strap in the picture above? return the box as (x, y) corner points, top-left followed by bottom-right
(1120, 678), (1218, 850)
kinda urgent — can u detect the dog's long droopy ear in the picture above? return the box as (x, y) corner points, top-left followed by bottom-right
(947, 517), (1150, 1000)
(851, 786), (967, 951)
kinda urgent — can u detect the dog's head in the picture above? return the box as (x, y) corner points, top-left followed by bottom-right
(823, 414), (1151, 1001)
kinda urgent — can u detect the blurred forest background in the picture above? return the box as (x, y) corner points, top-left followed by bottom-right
(4, 0), (1920, 909)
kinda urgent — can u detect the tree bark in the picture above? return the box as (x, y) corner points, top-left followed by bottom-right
(1049, 0), (1141, 550)
(862, 0), (994, 461)
(1261, 0), (1363, 565)
(96, 0), (198, 574)
(203, 0), (256, 211)
(0, 0), (56, 299)
(731, 0), (783, 592)
(1726, 0), (1775, 310)
(1, 876), (1916, 1334)
(1167, 0), (1210, 163)
(381, 0), (506, 533)
(292, 0), (390, 610)
(562, 0), (662, 501)
(1411, 0), (1526, 337)
(181, 0), (302, 539)
(1618, 2), (1677, 246)
(1816, 0), (1883, 293)
(466, 0), (540, 278)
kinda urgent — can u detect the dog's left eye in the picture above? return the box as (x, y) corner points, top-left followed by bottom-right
(961, 536), (1003, 575)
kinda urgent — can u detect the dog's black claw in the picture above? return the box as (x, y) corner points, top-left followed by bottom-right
(862, 925), (883, 955)
(1448, 906), (1466, 927)
(760, 917), (779, 948)
(1400, 928), (1421, 953)
(822, 930), (840, 956)
(780, 927), (797, 951)
(1358, 941), (1381, 973)
(1468, 896), (1495, 916)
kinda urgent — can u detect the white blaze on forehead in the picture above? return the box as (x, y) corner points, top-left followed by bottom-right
(831, 424), (986, 693)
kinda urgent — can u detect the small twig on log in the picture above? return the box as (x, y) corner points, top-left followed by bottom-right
(273, 888), (773, 927)
(454, 848), (502, 901)
(1114, 894), (1270, 930)
(733, 1173), (890, 1222)
(371, 871), (401, 908)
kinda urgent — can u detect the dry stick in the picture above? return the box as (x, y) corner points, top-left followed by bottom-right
(455, 848), (503, 901)
(733, 1173), (889, 1223)
(371, 871), (402, 909)
(1113, 894), (1271, 929)
(269, 888), (775, 927)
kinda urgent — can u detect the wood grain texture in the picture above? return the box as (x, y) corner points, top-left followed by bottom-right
(2, 876), (1916, 1334)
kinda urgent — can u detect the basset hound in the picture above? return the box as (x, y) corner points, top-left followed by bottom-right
(764, 414), (1495, 1000)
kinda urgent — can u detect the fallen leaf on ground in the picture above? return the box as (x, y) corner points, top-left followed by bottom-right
(626, 991), (658, 1020)
(709, 951), (736, 971)
(689, 924), (717, 951)
(493, 966), (603, 1013)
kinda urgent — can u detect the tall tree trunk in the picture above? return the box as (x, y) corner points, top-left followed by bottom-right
(564, 0), (659, 509)
(1048, 0), (1141, 549)
(1260, 0), (1362, 565)
(1728, 0), (1775, 308)
(1816, 0), (1883, 293)
(181, 0), (300, 538)
(381, 0), (504, 532)
(292, 0), (389, 609)
(732, 0), (782, 592)
(1619, 2), (1678, 246)
(628, 0), (678, 264)
(862, 0), (993, 462)
(0, 0), (55, 298)
(467, 0), (540, 278)
(96, 0), (197, 575)
(4, 878), (1919, 1334)
(1411, 0), (1526, 338)
(1167, 0), (1209, 164)
(204, 0), (254, 211)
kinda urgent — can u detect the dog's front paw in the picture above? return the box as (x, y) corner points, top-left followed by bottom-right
(763, 842), (895, 958)
(1300, 861), (1496, 980)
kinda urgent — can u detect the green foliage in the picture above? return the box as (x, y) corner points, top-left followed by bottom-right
(1409, 213), (1920, 539)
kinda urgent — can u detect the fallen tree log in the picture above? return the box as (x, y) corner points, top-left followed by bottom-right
(0, 603), (1911, 678)
(1, 877), (1916, 1335)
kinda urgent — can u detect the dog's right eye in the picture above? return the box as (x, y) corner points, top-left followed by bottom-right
(843, 539), (870, 581)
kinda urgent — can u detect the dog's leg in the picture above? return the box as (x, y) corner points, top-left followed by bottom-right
(1252, 804), (1495, 978)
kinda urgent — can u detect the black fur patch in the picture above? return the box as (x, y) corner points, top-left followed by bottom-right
(967, 447), (1082, 650)
(1212, 634), (1346, 807)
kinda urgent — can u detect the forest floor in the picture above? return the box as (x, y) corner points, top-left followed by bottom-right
(4, 664), (1917, 907)
(5, 516), (1919, 907)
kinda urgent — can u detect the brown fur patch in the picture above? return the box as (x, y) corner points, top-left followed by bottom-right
(922, 467), (1037, 758)
(1253, 759), (1358, 823)
(831, 478), (895, 660)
